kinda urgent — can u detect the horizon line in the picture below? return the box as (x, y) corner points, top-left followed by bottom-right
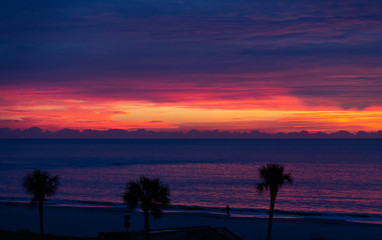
(2, 127), (382, 139)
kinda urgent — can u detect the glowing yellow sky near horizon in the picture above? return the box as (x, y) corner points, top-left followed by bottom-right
(1, 88), (382, 133)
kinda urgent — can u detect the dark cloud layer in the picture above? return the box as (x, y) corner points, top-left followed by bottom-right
(1, 0), (382, 109)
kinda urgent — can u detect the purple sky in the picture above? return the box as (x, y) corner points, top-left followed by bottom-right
(1, 1), (382, 132)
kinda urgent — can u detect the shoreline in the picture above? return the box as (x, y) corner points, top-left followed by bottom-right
(2, 198), (381, 225)
(1, 202), (382, 240)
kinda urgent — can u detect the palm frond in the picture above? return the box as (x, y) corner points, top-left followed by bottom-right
(256, 183), (266, 195)
(22, 169), (59, 202)
(283, 172), (294, 184)
(256, 163), (293, 196)
(122, 176), (171, 216)
(150, 205), (162, 218)
(122, 180), (140, 209)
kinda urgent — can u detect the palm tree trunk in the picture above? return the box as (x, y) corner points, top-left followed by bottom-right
(39, 200), (44, 240)
(144, 211), (150, 240)
(266, 194), (276, 240)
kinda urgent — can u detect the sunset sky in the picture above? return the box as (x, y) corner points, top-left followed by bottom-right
(1, 1), (382, 133)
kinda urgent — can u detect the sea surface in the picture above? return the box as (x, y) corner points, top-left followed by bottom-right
(1, 139), (381, 224)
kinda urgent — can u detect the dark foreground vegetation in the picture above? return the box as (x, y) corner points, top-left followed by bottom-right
(0, 230), (96, 240)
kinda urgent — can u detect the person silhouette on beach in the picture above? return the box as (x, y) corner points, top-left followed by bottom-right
(226, 204), (230, 217)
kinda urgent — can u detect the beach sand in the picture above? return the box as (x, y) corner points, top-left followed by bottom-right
(0, 202), (381, 240)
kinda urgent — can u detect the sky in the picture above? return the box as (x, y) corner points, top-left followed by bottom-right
(1, 0), (382, 133)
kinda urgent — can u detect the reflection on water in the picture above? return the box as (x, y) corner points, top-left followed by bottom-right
(0, 139), (381, 217)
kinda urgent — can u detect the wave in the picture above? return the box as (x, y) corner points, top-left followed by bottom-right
(1, 196), (381, 225)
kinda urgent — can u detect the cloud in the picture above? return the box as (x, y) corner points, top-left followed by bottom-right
(1, 0), (382, 131)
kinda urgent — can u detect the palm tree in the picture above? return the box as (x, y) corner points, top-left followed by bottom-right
(257, 164), (293, 240)
(22, 169), (59, 240)
(122, 176), (170, 240)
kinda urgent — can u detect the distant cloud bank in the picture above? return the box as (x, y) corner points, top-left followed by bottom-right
(1, 127), (382, 139)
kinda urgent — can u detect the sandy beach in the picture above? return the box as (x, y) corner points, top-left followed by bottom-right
(1, 202), (381, 240)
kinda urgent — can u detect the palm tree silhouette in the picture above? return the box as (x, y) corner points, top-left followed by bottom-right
(122, 176), (170, 240)
(22, 169), (59, 240)
(257, 164), (293, 240)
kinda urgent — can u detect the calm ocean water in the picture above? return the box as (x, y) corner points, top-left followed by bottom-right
(1, 139), (381, 223)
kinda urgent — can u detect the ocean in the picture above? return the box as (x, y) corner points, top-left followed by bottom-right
(1, 139), (381, 224)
